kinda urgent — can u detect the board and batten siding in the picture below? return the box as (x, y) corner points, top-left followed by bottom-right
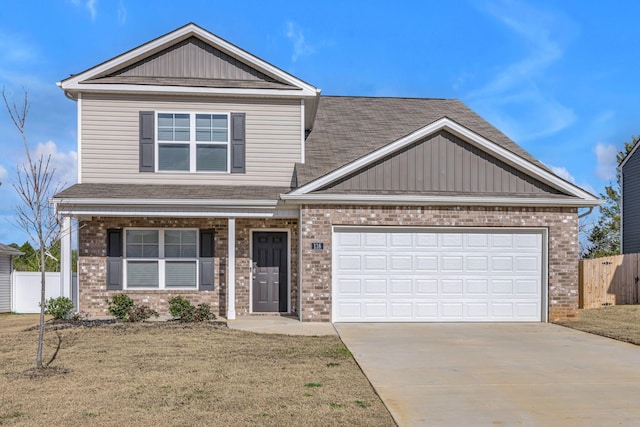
(321, 130), (562, 195)
(0, 255), (11, 313)
(81, 94), (301, 186)
(111, 37), (278, 83)
(622, 149), (640, 253)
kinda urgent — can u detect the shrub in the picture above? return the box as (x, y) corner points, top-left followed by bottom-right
(107, 294), (157, 322)
(168, 296), (215, 322)
(44, 297), (74, 320)
(194, 303), (214, 321)
(107, 294), (134, 321)
(127, 304), (159, 322)
(168, 296), (192, 319)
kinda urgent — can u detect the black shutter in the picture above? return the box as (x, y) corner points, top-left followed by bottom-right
(139, 111), (155, 172)
(106, 229), (123, 290)
(230, 112), (246, 173)
(199, 229), (215, 291)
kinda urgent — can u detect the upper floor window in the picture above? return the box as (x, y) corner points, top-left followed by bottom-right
(157, 112), (229, 173)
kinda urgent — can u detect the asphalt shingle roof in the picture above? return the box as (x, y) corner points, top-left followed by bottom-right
(296, 96), (547, 187)
(54, 184), (289, 200)
(0, 243), (23, 256)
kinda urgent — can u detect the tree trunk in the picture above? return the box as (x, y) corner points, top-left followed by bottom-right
(36, 247), (45, 369)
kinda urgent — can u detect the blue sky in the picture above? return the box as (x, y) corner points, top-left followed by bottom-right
(1, 0), (639, 245)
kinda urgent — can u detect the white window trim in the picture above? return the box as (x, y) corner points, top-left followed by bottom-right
(155, 111), (231, 174)
(123, 228), (200, 290)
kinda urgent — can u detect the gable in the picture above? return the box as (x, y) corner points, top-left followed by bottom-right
(87, 36), (292, 89)
(316, 130), (564, 195)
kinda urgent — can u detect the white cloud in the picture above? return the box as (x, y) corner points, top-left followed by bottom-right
(87, 0), (98, 20)
(594, 142), (618, 180)
(117, 1), (127, 25)
(67, 0), (98, 20)
(30, 140), (78, 187)
(0, 165), (7, 181)
(548, 165), (575, 183)
(286, 21), (314, 62)
(466, 1), (576, 141)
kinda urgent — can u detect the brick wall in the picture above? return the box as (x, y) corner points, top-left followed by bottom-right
(299, 205), (579, 322)
(77, 217), (298, 317)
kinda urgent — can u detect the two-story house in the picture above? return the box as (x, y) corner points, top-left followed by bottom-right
(53, 23), (599, 323)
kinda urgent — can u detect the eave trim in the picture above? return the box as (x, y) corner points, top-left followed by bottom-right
(280, 193), (603, 207)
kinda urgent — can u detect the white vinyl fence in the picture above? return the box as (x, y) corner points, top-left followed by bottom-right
(12, 272), (76, 313)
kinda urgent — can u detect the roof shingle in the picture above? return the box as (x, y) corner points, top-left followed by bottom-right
(296, 96), (547, 186)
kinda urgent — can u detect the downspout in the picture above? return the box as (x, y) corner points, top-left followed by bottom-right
(578, 207), (594, 219)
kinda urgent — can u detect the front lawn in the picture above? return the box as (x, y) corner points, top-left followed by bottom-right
(556, 305), (640, 345)
(0, 314), (394, 426)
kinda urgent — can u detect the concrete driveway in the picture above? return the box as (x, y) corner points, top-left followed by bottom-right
(335, 323), (640, 427)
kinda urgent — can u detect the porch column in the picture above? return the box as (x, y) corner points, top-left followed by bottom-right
(227, 217), (236, 320)
(60, 217), (72, 300)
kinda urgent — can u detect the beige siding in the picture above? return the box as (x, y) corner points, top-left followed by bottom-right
(0, 255), (11, 313)
(81, 94), (301, 186)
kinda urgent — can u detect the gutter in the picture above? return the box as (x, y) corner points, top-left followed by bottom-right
(280, 193), (604, 208)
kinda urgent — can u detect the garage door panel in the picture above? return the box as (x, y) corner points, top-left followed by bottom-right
(364, 255), (386, 270)
(364, 279), (386, 294)
(441, 256), (464, 271)
(338, 255), (361, 270)
(390, 303), (413, 318)
(333, 228), (544, 322)
(515, 233), (540, 249)
(364, 233), (386, 247)
(467, 279), (489, 295)
(339, 279), (361, 295)
(467, 302), (490, 317)
(416, 234), (438, 247)
(416, 303), (438, 318)
(416, 279), (438, 295)
(441, 302), (464, 318)
(391, 233), (412, 247)
(390, 279), (412, 295)
(442, 233), (463, 248)
(365, 303), (387, 318)
(516, 256), (539, 271)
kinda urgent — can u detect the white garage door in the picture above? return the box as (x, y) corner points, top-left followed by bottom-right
(333, 228), (544, 322)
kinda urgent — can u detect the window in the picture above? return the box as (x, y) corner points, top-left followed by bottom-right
(157, 112), (229, 173)
(124, 229), (198, 289)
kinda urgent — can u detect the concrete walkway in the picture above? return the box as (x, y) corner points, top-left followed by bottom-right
(335, 323), (640, 427)
(227, 316), (337, 336)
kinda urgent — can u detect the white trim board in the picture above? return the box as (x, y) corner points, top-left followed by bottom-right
(289, 118), (600, 204)
(280, 194), (601, 207)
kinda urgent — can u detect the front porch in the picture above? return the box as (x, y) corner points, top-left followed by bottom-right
(62, 216), (299, 320)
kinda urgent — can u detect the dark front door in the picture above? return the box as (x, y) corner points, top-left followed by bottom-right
(252, 232), (288, 312)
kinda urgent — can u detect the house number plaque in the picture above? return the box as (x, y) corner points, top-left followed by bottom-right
(311, 242), (324, 250)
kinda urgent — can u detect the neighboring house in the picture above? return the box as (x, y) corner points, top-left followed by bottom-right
(0, 243), (24, 313)
(620, 143), (640, 254)
(52, 23), (600, 323)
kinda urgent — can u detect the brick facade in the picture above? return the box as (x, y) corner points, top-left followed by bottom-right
(78, 206), (579, 323)
(77, 217), (298, 317)
(299, 205), (579, 322)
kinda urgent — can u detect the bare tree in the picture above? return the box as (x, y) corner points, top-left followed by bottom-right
(3, 88), (61, 369)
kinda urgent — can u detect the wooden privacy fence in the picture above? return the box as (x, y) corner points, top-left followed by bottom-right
(579, 254), (640, 309)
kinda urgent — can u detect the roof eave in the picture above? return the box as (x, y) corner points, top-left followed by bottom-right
(280, 193), (603, 208)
